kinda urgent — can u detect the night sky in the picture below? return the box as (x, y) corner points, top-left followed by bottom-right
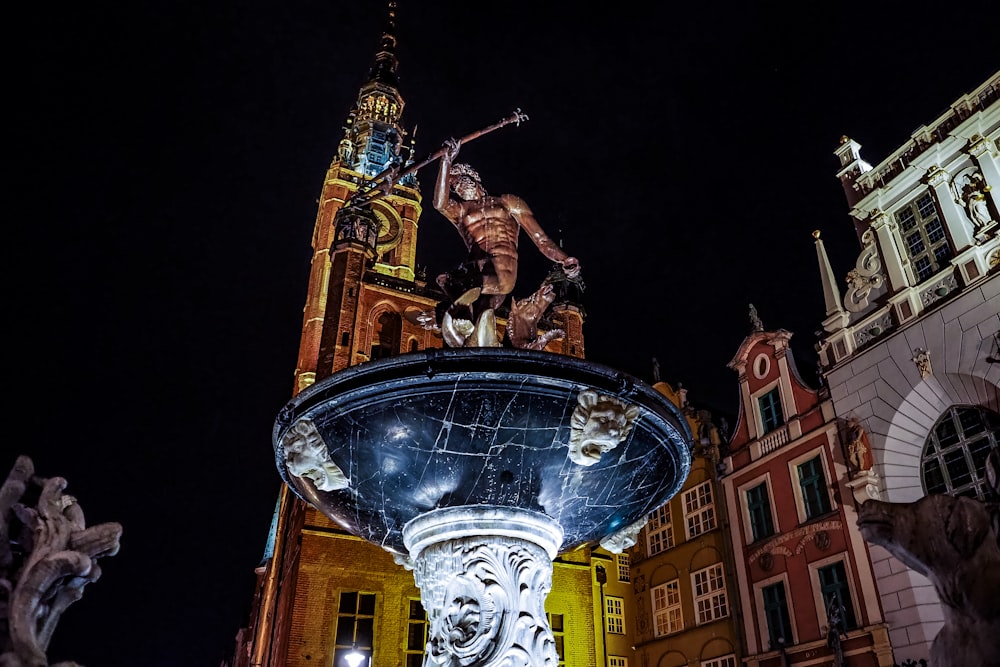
(6, 2), (997, 665)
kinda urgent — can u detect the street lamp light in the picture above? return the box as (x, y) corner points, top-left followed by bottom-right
(344, 647), (367, 667)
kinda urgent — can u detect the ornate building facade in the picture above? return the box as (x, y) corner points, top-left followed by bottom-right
(814, 71), (1000, 663)
(719, 315), (894, 667)
(627, 381), (742, 667)
(233, 9), (599, 667)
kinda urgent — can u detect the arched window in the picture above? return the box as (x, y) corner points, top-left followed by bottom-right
(921, 405), (999, 500)
(370, 312), (402, 360)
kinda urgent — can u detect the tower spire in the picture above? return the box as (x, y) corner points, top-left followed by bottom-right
(342, 0), (408, 179)
(367, 1), (399, 87)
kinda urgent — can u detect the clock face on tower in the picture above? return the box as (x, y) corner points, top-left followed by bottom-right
(372, 204), (402, 251)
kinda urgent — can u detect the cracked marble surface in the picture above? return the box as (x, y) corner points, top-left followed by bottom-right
(274, 348), (692, 555)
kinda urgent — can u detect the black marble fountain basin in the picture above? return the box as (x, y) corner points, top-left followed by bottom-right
(273, 348), (693, 556)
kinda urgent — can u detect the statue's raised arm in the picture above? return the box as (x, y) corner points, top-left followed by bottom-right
(430, 136), (581, 349)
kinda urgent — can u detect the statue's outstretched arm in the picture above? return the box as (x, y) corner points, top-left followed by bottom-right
(504, 194), (580, 277)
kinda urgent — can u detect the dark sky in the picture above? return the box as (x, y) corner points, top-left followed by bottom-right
(6, 2), (997, 665)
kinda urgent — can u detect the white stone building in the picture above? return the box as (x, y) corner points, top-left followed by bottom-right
(814, 71), (999, 663)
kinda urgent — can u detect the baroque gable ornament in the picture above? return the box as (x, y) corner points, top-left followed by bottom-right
(844, 229), (884, 313)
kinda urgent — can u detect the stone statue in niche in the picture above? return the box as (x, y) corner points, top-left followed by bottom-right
(433, 137), (580, 348)
(567, 389), (641, 467)
(952, 168), (995, 232)
(281, 418), (349, 492)
(845, 417), (874, 473)
(1, 455), (122, 667)
(856, 450), (1000, 667)
(912, 348), (933, 379)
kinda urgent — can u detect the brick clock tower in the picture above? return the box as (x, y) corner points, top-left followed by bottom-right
(234, 6), (588, 667)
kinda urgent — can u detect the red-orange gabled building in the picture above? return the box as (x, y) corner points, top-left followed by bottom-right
(719, 310), (893, 667)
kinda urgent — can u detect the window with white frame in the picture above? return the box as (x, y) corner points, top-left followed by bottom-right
(616, 553), (630, 582)
(817, 561), (857, 631)
(746, 481), (775, 542)
(692, 563), (729, 624)
(922, 406), (1000, 500)
(895, 193), (952, 283)
(647, 503), (674, 555)
(605, 596), (625, 634)
(758, 386), (784, 433)
(797, 455), (832, 520)
(701, 656), (737, 667)
(609, 657), (628, 667)
(684, 481), (716, 539)
(651, 580), (682, 636)
(761, 581), (793, 649)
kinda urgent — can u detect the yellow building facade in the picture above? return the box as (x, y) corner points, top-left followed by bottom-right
(627, 382), (742, 667)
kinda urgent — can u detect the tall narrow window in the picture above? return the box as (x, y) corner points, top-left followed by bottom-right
(404, 598), (427, 667)
(758, 388), (784, 433)
(609, 657), (629, 667)
(617, 554), (630, 582)
(817, 561), (857, 631)
(547, 613), (565, 666)
(404, 599), (427, 667)
(647, 503), (674, 555)
(692, 563), (729, 624)
(605, 596), (625, 634)
(652, 580), (682, 636)
(762, 582), (793, 649)
(746, 482), (775, 542)
(922, 406), (1000, 500)
(334, 591), (376, 667)
(797, 456), (832, 519)
(895, 193), (952, 283)
(683, 481), (716, 539)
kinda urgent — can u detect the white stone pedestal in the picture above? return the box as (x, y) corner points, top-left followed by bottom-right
(403, 506), (564, 667)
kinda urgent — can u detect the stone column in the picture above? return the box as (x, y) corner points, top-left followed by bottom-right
(869, 210), (909, 291)
(926, 166), (974, 252)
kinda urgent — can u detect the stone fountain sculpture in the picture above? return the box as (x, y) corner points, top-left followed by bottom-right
(274, 142), (693, 667)
(857, 449), (1000, 667)
(1, 455), (122, 667)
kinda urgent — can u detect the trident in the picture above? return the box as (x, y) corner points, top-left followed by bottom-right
(344, 108), (529, 210)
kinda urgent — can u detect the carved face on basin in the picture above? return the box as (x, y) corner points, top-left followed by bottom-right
(282, 419), (349, 492)
(568, 390), (640, 467)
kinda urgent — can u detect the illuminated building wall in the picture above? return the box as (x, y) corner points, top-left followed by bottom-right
(815, 71), (999, 664)
(627, 381), (743, 667)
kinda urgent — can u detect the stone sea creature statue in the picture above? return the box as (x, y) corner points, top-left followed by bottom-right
(1, 455), (122, 667)
(856, 449), (1000, 667)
